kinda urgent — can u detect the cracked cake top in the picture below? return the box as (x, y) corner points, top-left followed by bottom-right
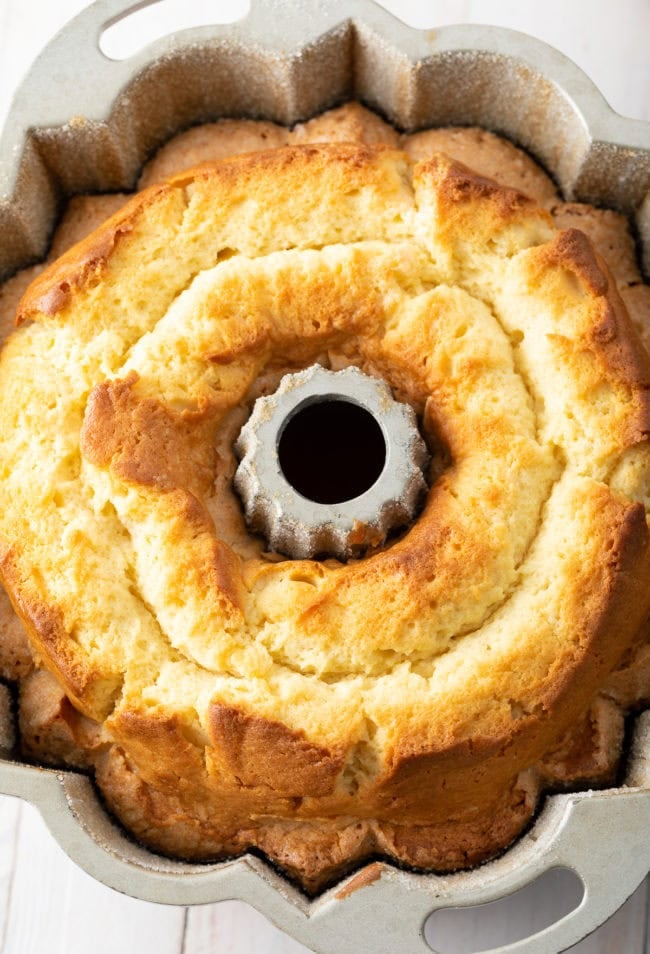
(1, 139), (649, 890)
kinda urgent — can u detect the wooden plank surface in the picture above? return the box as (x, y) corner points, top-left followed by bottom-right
(0, 1), (649, 952)
(0, 799), (21, 953)
(2, 804), (186, 954)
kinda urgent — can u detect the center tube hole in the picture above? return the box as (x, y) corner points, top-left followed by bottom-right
(278, 399), (386, 505)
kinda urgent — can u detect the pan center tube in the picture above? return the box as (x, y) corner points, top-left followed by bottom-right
(278, 397), (387, 505)
(234, 364), (429, 560)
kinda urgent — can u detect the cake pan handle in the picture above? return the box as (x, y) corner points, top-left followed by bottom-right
(424, 792), (650, 954)
(311, 790), (650, 954)
(0, 0), (358, 140)
(0, 0), (427, 169)
(0, 744), (648, 954)
(0, 0), (368, 271)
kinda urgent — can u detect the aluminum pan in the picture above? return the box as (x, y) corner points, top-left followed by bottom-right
(0, 2), (649, 951)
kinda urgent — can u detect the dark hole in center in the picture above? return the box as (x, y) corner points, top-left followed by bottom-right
(278, 399), (386, 504)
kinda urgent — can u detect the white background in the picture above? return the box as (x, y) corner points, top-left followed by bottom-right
(0, 1), (648, 952)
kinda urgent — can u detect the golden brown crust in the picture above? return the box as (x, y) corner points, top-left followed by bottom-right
(424, 151), (539, 220)
(364, 492), (649, 818)
(402, 125), (558, 206)
(291, 102), (400, 149)
(81, 372), (218, 498)
(0, 584), (32, 682)
(0, 195), (131, 346)
(0, 549), (123, 720)
(0, 199), (130, 338)
(375, 772), (540, 871)
(602, 615), (650, 709)
(551, 202), (641, 287)
(533, 226), (609, 295)
(208, 704), (346, 796)
(0, 568), (122, 720)
(522, 231), (650, 452)
(621, 283), (650, 355)
(138, 119), (289, 189)
(15, 187), (165, 321)
(414, 151), (553, 259)
(107, 708), (211, 791)
(93, 738), (541, 891)
(0, 265), (46, 337)
(537, 697), (624, 788)
(49, 194), (131, 259)
(0, 120), (649, 895)
(138, 104), (400, 193)
(19, 669), (106, 768)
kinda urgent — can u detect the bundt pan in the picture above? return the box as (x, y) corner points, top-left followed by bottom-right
(0, 1), (649, 951)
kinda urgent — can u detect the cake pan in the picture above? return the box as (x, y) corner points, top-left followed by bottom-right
(0, 2), (649, 951)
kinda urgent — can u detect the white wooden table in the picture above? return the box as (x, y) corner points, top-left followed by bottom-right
(0, 2), (648, 952)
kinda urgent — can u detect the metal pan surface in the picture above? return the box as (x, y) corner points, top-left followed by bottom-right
(0, 3), (649, 951)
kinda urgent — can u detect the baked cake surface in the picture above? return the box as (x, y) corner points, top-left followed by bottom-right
(0, 106), (649, 891)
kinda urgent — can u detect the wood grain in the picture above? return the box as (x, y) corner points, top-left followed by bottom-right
(2, 804), (186, 954)
(0, 799), (21, 953)
(183, 901), (310, 954)
(0, 1), (648, 952)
